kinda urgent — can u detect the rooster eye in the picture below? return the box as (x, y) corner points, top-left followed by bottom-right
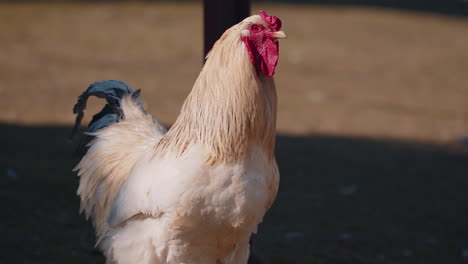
(251, 24), (264, 32)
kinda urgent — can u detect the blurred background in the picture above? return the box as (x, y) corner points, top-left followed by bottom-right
(1, 0), (468, 263)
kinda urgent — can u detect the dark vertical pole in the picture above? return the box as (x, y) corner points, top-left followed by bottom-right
(203, 0), (250, 59)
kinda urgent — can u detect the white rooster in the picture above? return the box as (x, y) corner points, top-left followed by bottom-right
(72, 10), (286, 264)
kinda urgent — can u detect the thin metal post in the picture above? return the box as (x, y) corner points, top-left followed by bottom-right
(203, 0), (250, 58)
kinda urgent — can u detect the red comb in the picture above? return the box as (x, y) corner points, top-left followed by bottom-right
(259, 10), (282, 31)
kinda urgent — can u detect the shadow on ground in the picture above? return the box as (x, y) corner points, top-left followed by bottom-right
(1, 123), (467, 264)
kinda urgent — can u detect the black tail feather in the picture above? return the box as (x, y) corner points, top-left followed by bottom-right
(71, 80), (142, 154)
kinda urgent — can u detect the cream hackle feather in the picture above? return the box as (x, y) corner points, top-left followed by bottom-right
(158, 14), (277, 165)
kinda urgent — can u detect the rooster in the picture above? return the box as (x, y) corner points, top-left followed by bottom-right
(73, 11), (286, 264)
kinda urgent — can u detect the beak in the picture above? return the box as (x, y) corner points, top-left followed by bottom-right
(271, 31), (287, 39)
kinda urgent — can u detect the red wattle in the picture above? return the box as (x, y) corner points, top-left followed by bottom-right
(259, 38), (279, 77)
(243, 36), (279, 77)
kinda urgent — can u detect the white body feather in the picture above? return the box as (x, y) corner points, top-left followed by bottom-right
(106, 142), (279, 263)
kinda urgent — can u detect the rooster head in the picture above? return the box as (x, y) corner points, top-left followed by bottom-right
(241, 10), (286, 77)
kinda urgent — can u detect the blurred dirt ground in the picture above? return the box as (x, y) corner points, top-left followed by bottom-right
(0, 2), (468, 264)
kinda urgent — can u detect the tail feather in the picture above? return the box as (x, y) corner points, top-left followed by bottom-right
(71, 80), (143, 154)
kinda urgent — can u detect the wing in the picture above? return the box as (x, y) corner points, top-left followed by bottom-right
(107, 143), (209, 228)
(72, 80), (167, 245)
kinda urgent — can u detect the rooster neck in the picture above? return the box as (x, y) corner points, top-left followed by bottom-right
(158, 28), (277, 165)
